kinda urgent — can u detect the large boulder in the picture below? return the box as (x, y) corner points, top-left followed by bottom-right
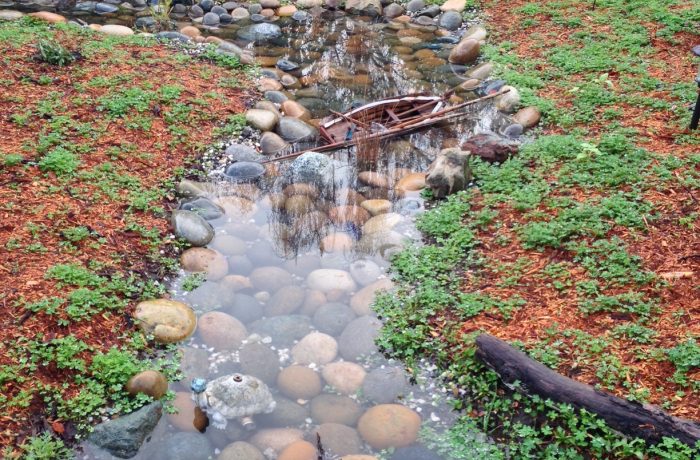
(87, 402), (162, 458)
(425, 148), (472, 199)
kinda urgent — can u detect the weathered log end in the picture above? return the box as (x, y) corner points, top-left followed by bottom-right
(474, 333), (700, 446)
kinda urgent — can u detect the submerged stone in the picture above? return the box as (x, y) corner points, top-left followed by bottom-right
(87, 402), (162, 458)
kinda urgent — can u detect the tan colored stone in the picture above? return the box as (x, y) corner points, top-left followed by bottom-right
(29, 11), (66, 23)
(350, 278), (394, 316)
(168, 392), (207, 432)
(250, 428), (304, 454)
(180, 25), (201, 37)
(320, 233), (354, 253)
(205, 36), (223, 44)
(126, 370), (168, 399)
(277, 365), (322, 400)
(395, 172), (426, 193)
(134, 299), (196, 343)
(278, 440), (317, 460)
(440, 0), (466, 11)
(220, 274), (253, 291)
(358, 171), (390, 189)
(277, 4), (298, 16)
(328, 205), (370, 227)
(281, 100), (312, 121)
(180, 247), (229, 281)
(357, 404), (420, 449)
(360, 199), (391, 216)
(99, 24), (135, 36)
(259, 77), (283, 92)
(284, 183), (319, 198)
(512, 106), (541, 129)
(322, 362), (366, 394)
(198, 311), (247, 350)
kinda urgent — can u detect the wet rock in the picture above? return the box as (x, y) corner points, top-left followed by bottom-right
(210, 235), (247, 257)
(87, 402), (162, 458)
(338, 316), (381, 361)
(448, 38), (480, 65)
(277, 365), (322, 399)
(134, 299), (196, 344)
(260, 0), (279, 7)
(285, 194), (315, 216)
(320, 233), (354, 253)
(358, 171), (390, 188)
(29, 11), (67, 23)
(277, 59), (300, 72)
(466, 62), (493, 81)
(425, 148), (472, 199)
(239, 342), (279, 385)
(218, 441), (264, 460)
(391, 445), (442, 460)
(278, 440), (317, 460)
(230, 6), (250, 19)
(292, 10), (310, 20)
(180, 26), (200, 39)
(310, 393), (362, 426)
(265, 90), (289, 103)
(280, 74), (301, 89)
(346, 0), (381, 16)
(329, 205), (370, 227)
(357, 230), (407, 258)
(168, 392), (208, 432)
(313, 302), (356, 336)
(350, 278), (393, 316)
(512, 105), (541, 129)
(237, 22), (282, 41)
(360, 199), (391, 216)
(161, 432), (212, 460)
(226, 293), (262, 323)
(126, 370), (168, 399)
(362, 213), (403, 235)
(292, 332), (338, 365)
(179, 196), (225, 221)
(224, 161), (265, 182)
(281, 100), (311, 121)
(307, 269), (357, 293)
(260, 131), (289, 155)
(179, 346), (210, 387)
(175, 179), (210, 199)
(181, 248), (229, 281)
(250, 428), (304, 455)
(362, 366), (408, 403)
(276, 117), (318, 142)
(461, 133), (518, 163)
(395, 173), (426, 194)
(357, 404), (420, 449)
(438, 11), (461, 30)
(171, 210), (214, 247)
(258, 396), (310, 427)
(250, 266), (294, 292)
(285, 152), (334, 187)
(250, 315), (313, 347)
(348, 259), (382, 286)
(321, 362), (366, 396)
(315, 423), (362, 456)
(495, 85), (520, 113)
(202, 11), (220, 25)
(156, 31), (192, 43)
(225, 143), (262, 163)
(246, 108), (279, 132)
(198, 311), (247, 350)
(265, 285), (305, 316)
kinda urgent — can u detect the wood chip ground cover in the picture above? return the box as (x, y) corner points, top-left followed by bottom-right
(378, 0), (700, 457)
(0, 18), (253, 454)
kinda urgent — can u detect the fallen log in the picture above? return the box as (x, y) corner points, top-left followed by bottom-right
(474, 334), (700, 446)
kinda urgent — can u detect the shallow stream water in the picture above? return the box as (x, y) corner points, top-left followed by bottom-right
(68, 10), (512, 460)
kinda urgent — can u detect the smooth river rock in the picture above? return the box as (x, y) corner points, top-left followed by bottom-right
(362, 366), (408, 403)
(338, 316), (381, 360)
(291, 332), (338, 365)
(198, 311), (247, 349)
(357, 404), (421, 449)
(88, 402), (162, 458)
(171, 210), (214, 247)
(218, 441), (264, 460)
(307, 269), (357, 292)
(134, 299), (196, 343)
(277, 365), (322, 399)
(180, 247), (229, 281)
(314, 423), (362, 456)
(126, 370), (169, 399)
(322, 361), (366, 395)
(246, 108), (279, 131)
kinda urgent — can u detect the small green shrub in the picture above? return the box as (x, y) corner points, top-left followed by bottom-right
(20, 433), (72, 460)
(36, 40), (75, 66)
(38, 147), (80, 176)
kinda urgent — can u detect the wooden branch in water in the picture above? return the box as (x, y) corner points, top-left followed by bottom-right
(263, 90), (506, 164)
(474, 334), (700, 446)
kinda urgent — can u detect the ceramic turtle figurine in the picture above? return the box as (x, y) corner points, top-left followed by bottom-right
(191, 373), (276, 430)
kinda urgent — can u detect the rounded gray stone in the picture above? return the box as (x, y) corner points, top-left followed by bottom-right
(338, 316), (381, 361)
(239, 342), (280, 384)
(313, 302), (356, 336)
(171, 210), (215, 247)
(361, 366), (408, 403)
(249, 315), (313, 347)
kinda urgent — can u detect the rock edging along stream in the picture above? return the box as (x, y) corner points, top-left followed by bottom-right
(1, 3), (543, 459)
